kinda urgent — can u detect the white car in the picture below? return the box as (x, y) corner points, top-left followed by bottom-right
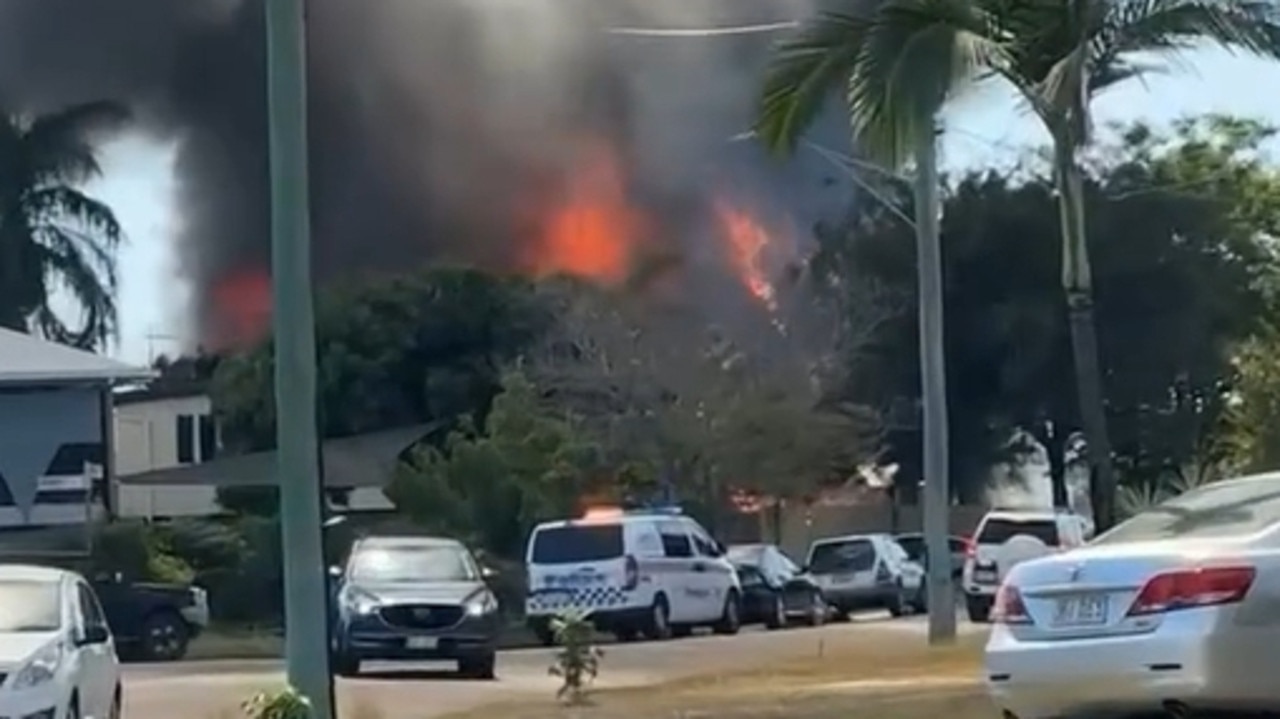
(803, 533), (925, 618)
(985, 472), (1280, 718)
(0, 565), (120, 719)
(524, 506), (742, 644)
(962, 507), (1089, 622)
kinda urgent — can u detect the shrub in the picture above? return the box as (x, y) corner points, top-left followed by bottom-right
(547, 610), (603, 705)
(241, 686), (310, 719)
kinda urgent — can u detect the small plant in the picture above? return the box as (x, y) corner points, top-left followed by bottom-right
(241, 686), (311, 719)
(547, 610), (604, 705)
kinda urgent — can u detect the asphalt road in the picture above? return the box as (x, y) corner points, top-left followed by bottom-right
(124, 611), (980, 719)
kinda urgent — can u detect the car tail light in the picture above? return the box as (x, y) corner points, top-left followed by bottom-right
(992, 583), (1031, 625)
(622, 555), (639, 591)
(1126, 565), (1255, 617)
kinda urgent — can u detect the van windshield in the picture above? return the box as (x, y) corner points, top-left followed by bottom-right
(531, 524), (624, 564)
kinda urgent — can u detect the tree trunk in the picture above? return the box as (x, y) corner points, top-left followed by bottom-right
(914, 121), (954, 644)
(1030, 422), (1068, 508)
(1053, 141), (1118, 532)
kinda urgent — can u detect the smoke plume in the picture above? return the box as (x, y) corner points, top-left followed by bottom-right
(0, 0), (853, 347)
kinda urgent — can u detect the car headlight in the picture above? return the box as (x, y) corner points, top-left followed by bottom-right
(11, 642), (63, 690)
(465, 591), (498, 617)
(341, 587), (380, 615)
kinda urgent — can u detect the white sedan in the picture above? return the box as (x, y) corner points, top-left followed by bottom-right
(0, 565), (121, 719)
(984, 471), (1280, 718)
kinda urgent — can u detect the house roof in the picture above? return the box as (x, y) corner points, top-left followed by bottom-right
(0, 328), (154, 385)
(117, 424), (434, 489)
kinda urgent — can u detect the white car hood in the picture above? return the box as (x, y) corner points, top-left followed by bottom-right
(0, 632), (58, 671)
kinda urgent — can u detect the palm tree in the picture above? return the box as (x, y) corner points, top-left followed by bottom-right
(756, 0), (1280, 532)
(0, 100), (130, 349)
(755, 0), (1003, 643)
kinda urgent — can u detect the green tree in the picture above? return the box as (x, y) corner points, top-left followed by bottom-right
(0, 100), (130, 348)
(1221, 326), (1280, 474)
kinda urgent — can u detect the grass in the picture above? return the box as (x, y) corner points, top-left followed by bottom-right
(438, 633), (989, 719)
(186, 620), (542, 661)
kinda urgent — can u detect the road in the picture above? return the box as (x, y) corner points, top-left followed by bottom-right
(125, 612), (981, 719)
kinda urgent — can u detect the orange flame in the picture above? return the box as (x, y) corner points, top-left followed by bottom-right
(715, 201), (778, 311)
(525, 144), (642, 283)
(211, 269), (272, 349)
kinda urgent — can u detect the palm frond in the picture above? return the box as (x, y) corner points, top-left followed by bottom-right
(22, 100), (130, 184)
(34, 232), (118, 349)
(1097, 0), (1280, 60)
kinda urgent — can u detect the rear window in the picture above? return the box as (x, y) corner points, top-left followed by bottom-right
(978, 518), (1059, 546)
(531, 524), (624, 564)
(807, 539), (875, 574)
(1094, 476), (1280, 544)
(895, 535), (924, 562)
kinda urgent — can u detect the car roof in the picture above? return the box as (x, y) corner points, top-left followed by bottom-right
(811, 533), (887, 546)
(0, 564), (73, 583)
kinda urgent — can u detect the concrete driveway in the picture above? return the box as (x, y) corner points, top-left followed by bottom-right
(124, 611), (980, 719)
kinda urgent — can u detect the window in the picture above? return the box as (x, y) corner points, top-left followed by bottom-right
(977, 518), (1060, 546)
(896, 535), (925, 562)
(807, 539), (875, 574)
(530, 525), (624, 564)
(687, 524), (719, 557)
(0, 581), (62, 631)
(176, 414), (195, 464)
(658, 522), (692, 558)
(349, 544), (477, 582)
(198, 414), (218, 462)
(1094, 476), (1280, 544)
(736, 565), (765, 587)
(77, 583), (107, 628)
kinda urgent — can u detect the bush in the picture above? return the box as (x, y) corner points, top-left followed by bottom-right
(241, 687), (310, 719)
(548, 610), (603, 705)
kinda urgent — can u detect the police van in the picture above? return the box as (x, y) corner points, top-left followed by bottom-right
(524, 506), (742, 644)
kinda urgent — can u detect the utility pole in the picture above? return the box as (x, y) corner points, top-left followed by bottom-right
(914, 123), (956, 644)
(265, 1), (333, 717)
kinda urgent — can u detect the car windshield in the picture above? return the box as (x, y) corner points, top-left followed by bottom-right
(530, 524), (624, 564)
(807, 539), (874, 574)
(726, 545), (764, 566)
(1094, 476), (1280, 544)
(0, 580), (61, 632)
(349, 545), (476, 583)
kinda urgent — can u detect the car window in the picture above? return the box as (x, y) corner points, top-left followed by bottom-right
(807, 539), (875, 574)
(1094, 476), (1280, 544)
(896, 535), (925, 561)
(775, 550), (801, 576)
(0, 580), (62, 632)
(686, 522), (720, 557)
(530, 524), (624, 564)
(978, 518), (1060, 546)
(350, 544), (478, 582)
(77, 582), (107, 627)
(736, 565), (766, 587)
(658, 521), (693, 558)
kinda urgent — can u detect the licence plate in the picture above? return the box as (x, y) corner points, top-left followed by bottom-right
(973, 569), (998, 584)
(406, 636), (438, 650)
(1053, 594), (1108, 627)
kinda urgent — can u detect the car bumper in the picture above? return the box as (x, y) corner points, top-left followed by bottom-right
(527, 606), (651, 632)
(0, 680), (70, 719)
(338, 611), (501, 661)
(985, 613), (1279, 717)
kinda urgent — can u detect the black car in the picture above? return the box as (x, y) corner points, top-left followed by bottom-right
(727, 544), (826, 629)
(330, 535), (502, 679)
(92, 574), (209, 661)
(894, 532), (967, 580)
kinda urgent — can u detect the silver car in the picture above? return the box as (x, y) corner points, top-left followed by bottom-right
(985, 472), (1280, 718)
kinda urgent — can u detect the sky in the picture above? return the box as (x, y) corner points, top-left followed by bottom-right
(87, 47), (1280, 365)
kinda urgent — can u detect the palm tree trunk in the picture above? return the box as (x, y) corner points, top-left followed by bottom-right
(914, 121), (954, 644)
(1052, 140), (1118, 532)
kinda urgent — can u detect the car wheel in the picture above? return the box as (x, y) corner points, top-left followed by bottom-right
(913, 583), (929, 613)
(805, 591), (827, 627)
(333, 651), (361, 677)
(642, 595), (673, 641)
(531, 620), (557, 647)
(966, 595), (991, 623)
(65, 693), (79, 719)
(140, 610), (189, 661)
(458, 653), (497, 680)
(886, 584), (909, 618)
(614, 626), (640, 642)
(108, 685), (122, 719)
(764, 594), (785, 630)
(713, 591), (742, 635)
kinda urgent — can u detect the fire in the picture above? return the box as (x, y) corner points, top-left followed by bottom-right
(525, 143), (643, 284)
(211, 269), (272, 349)
(715, 201), (779, 311)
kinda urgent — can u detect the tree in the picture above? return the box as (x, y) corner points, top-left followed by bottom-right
(384, 370), (599, 557)
(0, 100), (130, 348)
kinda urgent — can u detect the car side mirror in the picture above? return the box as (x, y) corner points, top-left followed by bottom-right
(77, 625), (110, 646)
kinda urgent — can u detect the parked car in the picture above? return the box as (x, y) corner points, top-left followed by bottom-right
(0, 564), (121, 719)
(962, 507), (1089, 622)
(524, 506), (741, 644)
(985, 472), (1280, 718)
(804, 533), (925, 618)
(894, 532), (967, 580)
(331, 535), (502, 678)
(726, 543), (826, 629)
(92, 574), (209, 661)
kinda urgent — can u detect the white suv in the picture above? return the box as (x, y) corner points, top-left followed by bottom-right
(962, 507), (1090, 622)
(0, 565), (121, 719)
(524, 507), (742, 643)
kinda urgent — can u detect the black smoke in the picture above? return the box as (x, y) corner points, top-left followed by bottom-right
(0, 0), (853, 345)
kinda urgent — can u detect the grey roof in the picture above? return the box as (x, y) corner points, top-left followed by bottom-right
(0, 328), (154, 385)
(117, 424), (431, 488)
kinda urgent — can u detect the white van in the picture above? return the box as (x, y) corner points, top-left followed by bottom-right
(524, 507), (742, 644)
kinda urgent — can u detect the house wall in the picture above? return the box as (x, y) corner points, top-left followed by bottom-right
(113, 394), (216, 475)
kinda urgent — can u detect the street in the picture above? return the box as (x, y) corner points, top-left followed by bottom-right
(124, 612), (979, 718)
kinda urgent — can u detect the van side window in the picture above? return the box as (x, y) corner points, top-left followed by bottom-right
(658, 521), (693, 558)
